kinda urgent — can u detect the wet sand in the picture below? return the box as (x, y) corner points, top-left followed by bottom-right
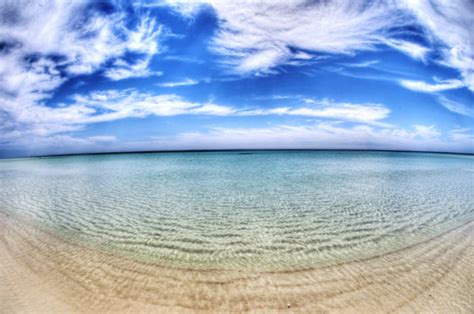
(1, 210), (472, 313)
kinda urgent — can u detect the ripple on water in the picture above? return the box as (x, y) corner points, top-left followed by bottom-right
(0, 151), (472, 270)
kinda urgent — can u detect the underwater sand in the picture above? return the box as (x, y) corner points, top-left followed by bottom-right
(0, 151), (473, 312)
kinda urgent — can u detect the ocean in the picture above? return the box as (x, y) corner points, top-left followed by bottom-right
(1, 150), (473, 271)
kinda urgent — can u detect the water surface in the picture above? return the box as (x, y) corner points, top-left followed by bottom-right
(0, 151), (472, 270)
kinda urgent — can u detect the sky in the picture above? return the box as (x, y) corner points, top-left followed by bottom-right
(0, 0), (473, 158)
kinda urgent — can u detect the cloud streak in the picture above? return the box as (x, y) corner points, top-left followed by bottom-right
(157, 78), (199, 87)
(438, 97), (474, 117)
(0, 88), (391, 145)
(399, 78), (464, 93)
(384, 39), (429, 61)
(240, 99), (390, 126)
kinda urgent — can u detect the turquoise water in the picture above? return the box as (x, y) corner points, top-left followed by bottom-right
(0, 151), (473, 270)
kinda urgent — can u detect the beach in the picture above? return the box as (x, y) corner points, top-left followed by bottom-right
(0, 151), (473, 312)
(2, 0), (473, 311)
(1, 209), (472, 313)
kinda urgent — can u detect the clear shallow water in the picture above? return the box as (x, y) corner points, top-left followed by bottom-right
(0, 151), (473, 270)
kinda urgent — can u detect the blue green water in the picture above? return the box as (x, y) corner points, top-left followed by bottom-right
(0, 151), (473, 270)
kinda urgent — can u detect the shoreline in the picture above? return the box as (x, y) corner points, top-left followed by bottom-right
(1, 210), (472, 313)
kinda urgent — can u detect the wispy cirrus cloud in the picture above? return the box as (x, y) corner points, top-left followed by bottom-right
(449, 128), (473, 143)
(157, 78), (199, 87)
(173, 0), (404, 75)
(399, 78), (465, 93)
(169, 0), (473, 92)
(438, 97), (474, 117)
(0, 87), (391, 145)
(104, 56), (163, 81)
(397, 77), (472, 118)
(0, 0), (162, 122)
(0, 1), (161, 83)
(384, 39), (430, 61)
(0, 88), (245, 145)
(103, 16), (163, 80)
(0, 0), (164, 154)
(341, 60), (380, 68)
(240, 99), (391, 127)
(398, 0), (474, 91)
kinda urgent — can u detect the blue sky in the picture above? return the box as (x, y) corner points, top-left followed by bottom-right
(0, 0), (473, 157)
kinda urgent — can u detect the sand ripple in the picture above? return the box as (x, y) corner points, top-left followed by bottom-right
(0, 210), (472, 313)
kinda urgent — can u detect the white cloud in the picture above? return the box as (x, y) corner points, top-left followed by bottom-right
(149, 122), (470, 153)
(384, 39), (430, 61)
(0, 1), (161, 80)
(449, 128), (473, 143)
(399, 78), (464, 92)
(240, 99), (391, 126)
(102, 16), (162, 80)
(157, 78), (199, 87)
(0, 87), (391, 145)
(342, 60), (380, 68)
(413, 125), (441, 138)
(235, 48), (288, 74)
(168, 0), (473, 88)
(1, 134), (118, 157)
(0, 0), (166, 154)
(5, 122), (470, 157)
(70, 90), (225, 119)
(176, 0), (403, 74)
(191, 103), (235, 116)
(156, 1), (203, 17)
(398, 0), (474, 91)
(290, 104), (388, 124)
(2, 0), (472, 156)
(0, 0), (163, 134)
(87, 136), (117, 142)
(438, 97), (474, 117)
(104, 56), (163, 81)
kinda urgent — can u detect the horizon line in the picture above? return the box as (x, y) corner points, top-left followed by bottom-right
(2, 148), (473, 160)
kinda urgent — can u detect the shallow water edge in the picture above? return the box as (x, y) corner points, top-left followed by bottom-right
(1, 210), (472, 313)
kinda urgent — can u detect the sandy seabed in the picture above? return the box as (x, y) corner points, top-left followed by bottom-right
(0, 210), (472, 313)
